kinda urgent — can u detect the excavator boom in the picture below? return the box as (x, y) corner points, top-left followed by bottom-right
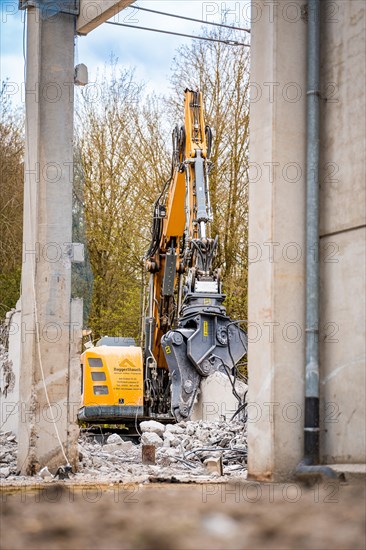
(145, 89), (247, 420)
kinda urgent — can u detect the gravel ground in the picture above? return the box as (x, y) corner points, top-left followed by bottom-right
(1, 480), (365, 549)
(1, 424), (365, 549)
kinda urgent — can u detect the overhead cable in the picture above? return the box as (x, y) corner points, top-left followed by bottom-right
(106, 21), (250, 47)
(132, 5), (251, 33)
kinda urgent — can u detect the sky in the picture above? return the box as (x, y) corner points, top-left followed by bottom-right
(0, 0), (250, 105)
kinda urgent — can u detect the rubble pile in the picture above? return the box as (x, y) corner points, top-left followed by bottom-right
(1, 419), (247, 484)
(0, 431), (18, 479)
(0, 343), (15, 398)
(76, 419), (247, 482)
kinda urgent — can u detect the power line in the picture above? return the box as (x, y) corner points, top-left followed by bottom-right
(132, 5), (251, 33)
(106, 21), (250, 47)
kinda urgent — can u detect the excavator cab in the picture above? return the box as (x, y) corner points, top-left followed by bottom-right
(78, 337), (144, 423)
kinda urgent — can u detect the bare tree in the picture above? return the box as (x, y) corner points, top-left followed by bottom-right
(170, 29), (250, 320)
(76, 66), (170, 338)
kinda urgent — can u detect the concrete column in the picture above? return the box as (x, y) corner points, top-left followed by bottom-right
(247, 0), (307, 481)
(18, 7), (79, 474)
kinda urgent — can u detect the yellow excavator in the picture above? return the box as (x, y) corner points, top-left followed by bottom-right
(78, 89), (247, 425)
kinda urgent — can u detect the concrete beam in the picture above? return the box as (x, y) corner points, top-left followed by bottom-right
(77, 0), (134, 35)
(18, 6), (79, 474)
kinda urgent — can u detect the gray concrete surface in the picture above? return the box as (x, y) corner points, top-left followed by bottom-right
(248, 0), (307, 481)
(191, 372), (247, 422)
(77, 0), (134, 35)
(18, 7), (78, 474)
(248, 0), (366, 480)
(318, 0), (366, 464)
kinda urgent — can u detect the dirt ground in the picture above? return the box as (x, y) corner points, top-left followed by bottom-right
(0, 479), (365, 550)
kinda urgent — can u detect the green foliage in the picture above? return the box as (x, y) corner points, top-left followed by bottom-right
(0, 268), (21, 316)
(72, 148), (94, 323)
(0, 84), (24, 317)
(76, 65), (170, 339)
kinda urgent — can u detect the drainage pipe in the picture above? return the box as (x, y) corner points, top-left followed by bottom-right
(296, 0), (337, 479)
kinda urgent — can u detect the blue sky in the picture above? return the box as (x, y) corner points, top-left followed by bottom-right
(1, 0), (250, 104)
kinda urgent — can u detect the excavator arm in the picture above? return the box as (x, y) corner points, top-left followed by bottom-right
(145, 90), (247, 420)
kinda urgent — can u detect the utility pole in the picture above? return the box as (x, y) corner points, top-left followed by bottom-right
(18, 0), (133, 474)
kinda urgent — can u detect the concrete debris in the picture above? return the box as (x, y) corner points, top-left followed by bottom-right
(0, 467), (11, 479)
(141, 432), (164, 447)
(0, 431), (17, 478)
(74, 419), (247, 482)
(106, 433), (124, 445)
(191, 371), (248, 422)
(140, 420), (166, 437)
(1, 419), (247, 484)
(102, 441), (134, 453)
(0, 344), (16, 398)
(38, 467), (53, 480)
(204, 456), (223, 476)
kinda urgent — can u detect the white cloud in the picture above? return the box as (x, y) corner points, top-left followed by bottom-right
(1, 0), (250, 105)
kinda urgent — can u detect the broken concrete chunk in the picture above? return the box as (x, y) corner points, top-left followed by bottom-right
(106, 433), (124, 445)
(157, 447), (178, 466)
(204, 456), (223, 476)
(0, 467), (10, 478)
(0, 454), (13, 464)
(162, 431), (180, 448)
(165, 424), (185, 434)
(186, 422), (196, 436)
(38, 466), (53, 480)
(102, 443), (122, 453)
(119, 440), (134, 452)
(140, 420), (166, 437)
(224, 464), (243, 472)
(141, 432), (163, 447)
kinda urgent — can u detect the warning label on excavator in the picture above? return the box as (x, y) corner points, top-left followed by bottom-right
(203, 298), (212, 305)
(203, 321), (209, 337)
(165, 345), (172, 355)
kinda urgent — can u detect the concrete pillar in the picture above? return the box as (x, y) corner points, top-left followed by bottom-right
(18, 7), (79, 474)
(247, 0), (307, 481)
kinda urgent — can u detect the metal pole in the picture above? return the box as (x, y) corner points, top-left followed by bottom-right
(304, 0), (321, 464)
(297, 0), (337, 478)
